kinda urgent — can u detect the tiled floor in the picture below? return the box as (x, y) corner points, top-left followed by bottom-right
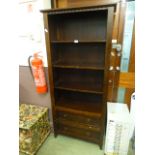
(20, 134), (104, 155)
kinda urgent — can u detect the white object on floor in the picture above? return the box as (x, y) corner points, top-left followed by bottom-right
(105, 103), (132, 155)
(129, 92), (135, 139)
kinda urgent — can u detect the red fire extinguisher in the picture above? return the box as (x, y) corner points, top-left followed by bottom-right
(28, 52), (47, 93)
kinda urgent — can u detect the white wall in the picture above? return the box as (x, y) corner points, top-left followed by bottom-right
(18, 0), (51, 67)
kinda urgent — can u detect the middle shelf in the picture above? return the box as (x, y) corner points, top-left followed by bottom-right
(55, 82), (103, 94)
(54, 68), (104, 94)
(53, 61), (104, 70)
(52, 42), (106, 71)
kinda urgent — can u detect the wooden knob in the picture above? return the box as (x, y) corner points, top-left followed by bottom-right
(87, 118), (91, 122)
(86, 132), (90, 136)
(64, 127), (68, 131)
(109, 80), (112, 83)
(63, 114), (67, 117)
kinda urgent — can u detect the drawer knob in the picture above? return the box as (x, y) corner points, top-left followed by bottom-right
(64, 127), (68, 131)
(63, 114), (67, 117)
(87, 118), (91, 122)
(109, 80), (112, 83)
(86, 132), (91, 136)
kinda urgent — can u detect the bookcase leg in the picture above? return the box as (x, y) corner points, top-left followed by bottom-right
(99, 142), (103, 150)
(53, 129), (58, 138)
(54, 133), (58, 138)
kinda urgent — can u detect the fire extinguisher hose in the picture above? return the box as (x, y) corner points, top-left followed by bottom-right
(28, 55), (34, 80)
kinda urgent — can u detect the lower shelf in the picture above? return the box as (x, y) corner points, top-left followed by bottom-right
(55, 100), (102, 118)
(55, 90), (103, 117)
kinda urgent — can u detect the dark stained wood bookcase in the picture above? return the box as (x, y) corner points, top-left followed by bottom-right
(41, 5), (114, 149)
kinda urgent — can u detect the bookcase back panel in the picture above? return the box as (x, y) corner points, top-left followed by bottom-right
(49, 11), (108, 41)
(52, 43), (105, 68)
(54, 68), (104, 92)
(55, 89), (102, 114)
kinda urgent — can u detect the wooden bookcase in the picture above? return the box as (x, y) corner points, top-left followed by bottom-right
(41, 5), (114, 149)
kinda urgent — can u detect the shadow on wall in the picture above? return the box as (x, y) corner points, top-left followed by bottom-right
(19, 66), (52, 122)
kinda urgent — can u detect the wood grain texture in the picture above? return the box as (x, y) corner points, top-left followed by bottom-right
(43, 13), (57, 136)
(41, 6), (114, 149)
(56, 0), (68, 8)
(112, 2), (120, 39)
(50, 0), (128, 104)
(124, 22), (135, 108)
(125, 88), (134, 109)
(57, 119), (101, 132)
(128, 22), (135, 72)
(52, 0), (121, 9)
(54, 69), (104, 94)
(107, 2), (120, 102)
(112, 1), (127, 101)
(52, 0), (57, 8)
(101, 7), (114, 149)
(57, 123), (100, 144)
(57, 111), (101, 128)
(118, 72), (135, 88)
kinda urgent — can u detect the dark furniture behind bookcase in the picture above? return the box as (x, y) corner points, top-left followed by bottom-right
(41, 5), (114, 149)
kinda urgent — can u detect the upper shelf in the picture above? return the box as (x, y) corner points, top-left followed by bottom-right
(55, 93), (102, 117)
(51, 40), (106, 44)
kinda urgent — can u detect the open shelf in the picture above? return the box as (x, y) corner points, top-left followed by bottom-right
(52, 43), (105, 70)
(55, 82), (103, 94)
(49, 10), (107, 41)
(53, 62), (104, 70)
(54, 68), (104, 94)
(52, 40), (106, 43)
(55, 90), (102, 117)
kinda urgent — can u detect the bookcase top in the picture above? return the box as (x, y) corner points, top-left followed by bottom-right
(40, 5), (111, 14)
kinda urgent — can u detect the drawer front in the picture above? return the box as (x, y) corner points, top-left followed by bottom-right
(57, 111), (101, 128)
(57, 123), (100, 143)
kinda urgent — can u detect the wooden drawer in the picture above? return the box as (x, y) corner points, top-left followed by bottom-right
(57, 111), (101, 128)
(57, 123), (100, 144)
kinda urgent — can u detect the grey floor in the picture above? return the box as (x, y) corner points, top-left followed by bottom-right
(20, 134), (104, 155)
(20, 134), (134, 155)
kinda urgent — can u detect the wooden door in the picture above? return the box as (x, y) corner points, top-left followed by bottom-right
(117, 23), (135, 109)
(107, 1), (126, 102)
(113, 1), (135, 109)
